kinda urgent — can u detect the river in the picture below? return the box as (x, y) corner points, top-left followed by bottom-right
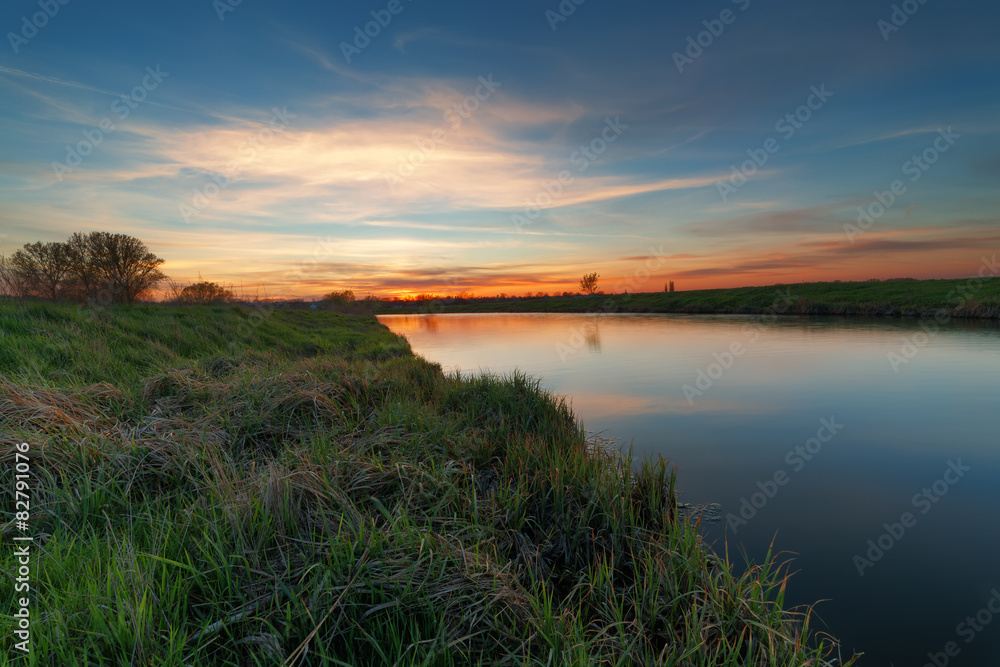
(378, 312), (1000, 665)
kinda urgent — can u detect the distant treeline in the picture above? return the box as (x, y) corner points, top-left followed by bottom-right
(376, 291), (580, 305)
(0, 234), (580, 310)
(386, 276), (1000, 320)
(0, 232), (569, 310)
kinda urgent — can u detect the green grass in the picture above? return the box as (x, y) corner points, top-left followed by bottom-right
(388, 277), (1000, 318)
(0, 300), (854, 665)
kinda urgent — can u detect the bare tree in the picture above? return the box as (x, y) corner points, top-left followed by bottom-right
(64, 232), (99, 301)
(9, 242), (76, 300)
(0, 255), (28, 298)
(76, 232), (167, 303)
(163, 276), (185, 302)
(579, 272), (599, 295)
(0, 232), (167, 304)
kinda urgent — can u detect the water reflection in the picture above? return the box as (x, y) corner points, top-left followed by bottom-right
(583, 322), (601, 352)
(379, 313), (1000, 666)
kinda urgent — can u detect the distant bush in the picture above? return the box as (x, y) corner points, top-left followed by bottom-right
(176, 281), (236, 305)
(321, 289), (356, 304)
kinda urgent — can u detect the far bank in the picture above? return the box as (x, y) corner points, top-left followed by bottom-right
(383, 276), (1000, 319)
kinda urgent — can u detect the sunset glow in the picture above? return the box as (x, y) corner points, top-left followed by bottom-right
(2, 1), (998, 297)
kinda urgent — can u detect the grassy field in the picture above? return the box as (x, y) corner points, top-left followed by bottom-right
(388, 277), (1000, 318)
(0, 300), (853, 665)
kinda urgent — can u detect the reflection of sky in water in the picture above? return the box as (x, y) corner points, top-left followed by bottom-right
(379, 313), (1000, 666)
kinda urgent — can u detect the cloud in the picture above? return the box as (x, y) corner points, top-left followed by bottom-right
(0, 64), (243, 124)
(671, 257), (815, 278)
(0, 65), (125, 98)
(971, 153), (1000, 177)
(681, 202), (850, 238)
(814, 125), (946, 152)
(56, 95), (718, 226)
(805, 233), (1000, 256)
(619, 253), (699, 262)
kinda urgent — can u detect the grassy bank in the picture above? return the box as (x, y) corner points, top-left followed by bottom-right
(388, 277), (1000, 319)
(1, 301), (852, 665)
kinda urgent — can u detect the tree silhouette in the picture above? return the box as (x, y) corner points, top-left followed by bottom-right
(78, 232), (167, 303)
(579, 272), (599, 294)
(0, 232), (165, 303)
(9, 242), (75, 299)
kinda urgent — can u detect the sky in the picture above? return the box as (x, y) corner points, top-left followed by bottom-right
(1, 0), (998, 298)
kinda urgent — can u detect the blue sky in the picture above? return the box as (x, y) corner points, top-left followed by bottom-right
(2, 0), (998, 296)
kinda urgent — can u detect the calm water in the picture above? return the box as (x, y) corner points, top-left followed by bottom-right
(379, 312), (1000, 666)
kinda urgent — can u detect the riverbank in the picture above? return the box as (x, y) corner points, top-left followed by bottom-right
(387, 277), (1000, 319)
(0, 301), (853, 665)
